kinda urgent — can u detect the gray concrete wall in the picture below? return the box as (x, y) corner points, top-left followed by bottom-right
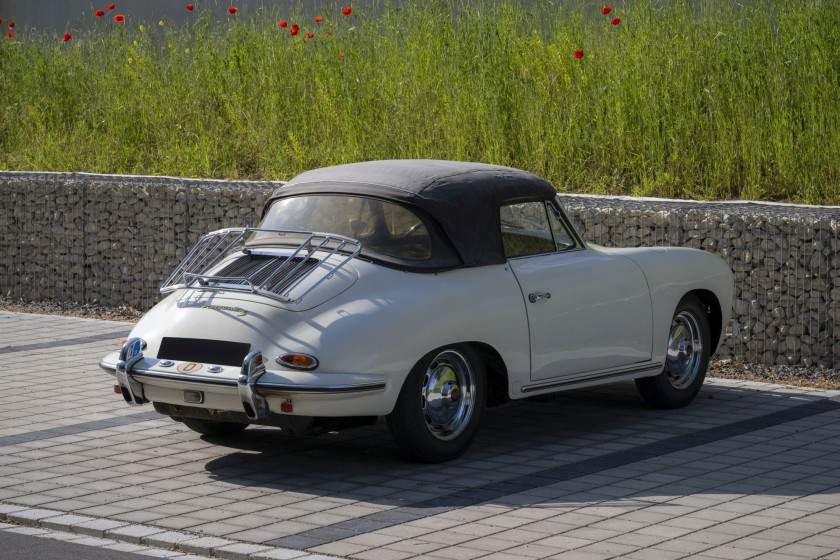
(2, 171), (839, 368)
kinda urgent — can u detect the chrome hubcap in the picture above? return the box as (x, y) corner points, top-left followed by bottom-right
(666, 311), (703, 389)
(420, 350), (475, 441)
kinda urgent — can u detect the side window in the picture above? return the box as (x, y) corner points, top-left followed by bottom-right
(545, 201), (577, 251)
(500, 202), (555, 257)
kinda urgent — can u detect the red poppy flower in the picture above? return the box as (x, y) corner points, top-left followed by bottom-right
(8, 21), (15, 29)
(0, 19), (3, 24)
(186, 4), (194, 10)
(108, 3), (115, 10)
(611, 17), (621, 25)
(574, 49), (583, 59)
(63, 33), (72, 41)
(326, 29), (333, 36)
(339, 52), (345, 58)
(5, 32), (12, 38)
(601, 6), (611, 14)
(314, 16), (323, 23)
(305, 33), (314, 38)
(291, 23), (299, 30)
(278, 20), (288, 27)
(95, 9), (105, 17)
(113, 14), (124, 22)
(290, 27), (298, 36)
(228, 7), (238, 14)
(342, 7), (352, 16)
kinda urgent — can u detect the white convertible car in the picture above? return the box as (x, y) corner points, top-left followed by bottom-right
(101, 160), (733, 462)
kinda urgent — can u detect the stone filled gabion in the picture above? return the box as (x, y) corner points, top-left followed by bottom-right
(0, 172), (275, 310)
(2, 172), (839, 370)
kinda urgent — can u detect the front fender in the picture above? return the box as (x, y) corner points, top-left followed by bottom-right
(603, 246), (734, 362)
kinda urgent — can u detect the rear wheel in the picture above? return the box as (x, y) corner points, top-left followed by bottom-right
(181, 418), (248, 437)
(636, 294), (710, 409)
(387, 345), (486, 463)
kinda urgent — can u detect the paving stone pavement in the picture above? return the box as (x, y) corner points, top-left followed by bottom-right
(2, 309), (840, 560)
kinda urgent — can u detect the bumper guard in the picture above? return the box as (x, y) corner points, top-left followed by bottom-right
(116, 338), (146, 405)
(238, 351), (268, 421)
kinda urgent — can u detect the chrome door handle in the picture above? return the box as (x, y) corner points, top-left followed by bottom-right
(528, 292), (551, 303)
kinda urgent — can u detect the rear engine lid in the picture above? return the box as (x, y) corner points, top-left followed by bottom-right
(161, 228), (361, 308)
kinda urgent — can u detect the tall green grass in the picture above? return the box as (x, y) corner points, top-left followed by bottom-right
(1, 1), (838, 203)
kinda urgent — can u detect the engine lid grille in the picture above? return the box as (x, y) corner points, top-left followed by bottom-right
(212, 255), (319, 293)
(159, 228), (362, 304)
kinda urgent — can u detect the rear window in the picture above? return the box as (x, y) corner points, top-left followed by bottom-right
(259, 195), (433, 260)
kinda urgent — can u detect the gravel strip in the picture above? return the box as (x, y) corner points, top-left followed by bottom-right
(709, 359), (840, 390)
(0, 297), (142, 322)
(3, 297), (838, 389)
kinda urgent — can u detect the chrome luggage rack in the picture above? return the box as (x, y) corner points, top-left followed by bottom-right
(160, 228), (362, 304)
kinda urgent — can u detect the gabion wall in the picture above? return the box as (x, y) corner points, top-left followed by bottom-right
(0, 172), (277, 309)
(2, 171), (839, 369)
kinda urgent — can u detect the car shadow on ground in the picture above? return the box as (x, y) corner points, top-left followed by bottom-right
(199, 381), (840, 510)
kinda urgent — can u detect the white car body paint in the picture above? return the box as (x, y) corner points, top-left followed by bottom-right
(102, 241), (733, 417)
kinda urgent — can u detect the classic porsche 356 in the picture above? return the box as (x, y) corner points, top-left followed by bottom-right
(100, 160), (733, 462)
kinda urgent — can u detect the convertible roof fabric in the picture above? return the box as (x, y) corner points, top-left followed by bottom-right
(265, 160), (558, 267)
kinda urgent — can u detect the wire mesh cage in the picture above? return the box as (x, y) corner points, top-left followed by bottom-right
(2, 172), (839, 369)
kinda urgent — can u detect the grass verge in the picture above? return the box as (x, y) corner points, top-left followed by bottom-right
(1, 0), (838, 203)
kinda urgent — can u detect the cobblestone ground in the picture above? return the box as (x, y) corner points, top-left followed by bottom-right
(1, 310), (840, 560)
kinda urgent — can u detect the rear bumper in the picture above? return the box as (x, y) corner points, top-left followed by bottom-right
(100, 350), (392, 418)
(99, 358), (386, 394)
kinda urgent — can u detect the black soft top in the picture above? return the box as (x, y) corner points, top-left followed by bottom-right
(264, 160), (558, 269)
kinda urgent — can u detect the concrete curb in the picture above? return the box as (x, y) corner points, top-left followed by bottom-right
(0, 503), (337, 560)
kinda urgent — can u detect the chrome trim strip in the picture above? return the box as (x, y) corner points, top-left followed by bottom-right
(520, 362), (663, 394)
(259, 382), (387, 394)
(99, 360), (386, 394)
(134, 370), (238, 387)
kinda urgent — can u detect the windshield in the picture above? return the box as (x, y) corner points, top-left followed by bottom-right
(259, 195), (433, 260)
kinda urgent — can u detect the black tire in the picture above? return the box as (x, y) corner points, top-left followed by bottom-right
(635, 294), (710, 409)
(387, 344), (486, 463)
(181, 418), (248, 437)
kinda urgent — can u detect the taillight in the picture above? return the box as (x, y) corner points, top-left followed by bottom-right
(276, 353), (319, 370)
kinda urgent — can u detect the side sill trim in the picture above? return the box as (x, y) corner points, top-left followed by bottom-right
(521, 362), (663, 394)
(99, 360), (386, 394)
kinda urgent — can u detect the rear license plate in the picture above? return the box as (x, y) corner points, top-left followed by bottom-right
(183, 390), (204, 404)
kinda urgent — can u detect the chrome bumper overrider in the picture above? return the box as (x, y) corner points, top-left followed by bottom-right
(239, 350), (267, 420)
(116, 338), (146, 406)
(101, 339), (387, 418)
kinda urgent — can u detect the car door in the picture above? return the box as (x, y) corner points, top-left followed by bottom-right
(503, 200), (653, 381)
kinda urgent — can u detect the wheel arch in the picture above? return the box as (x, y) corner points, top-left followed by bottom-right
(686, 289), (723, 355)
(402, 341), (510, 408)
(470, 342), (510, 407)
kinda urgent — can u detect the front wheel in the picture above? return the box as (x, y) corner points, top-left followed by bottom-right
(387, 345), (486, 463)
(635, 295), (710, 409)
